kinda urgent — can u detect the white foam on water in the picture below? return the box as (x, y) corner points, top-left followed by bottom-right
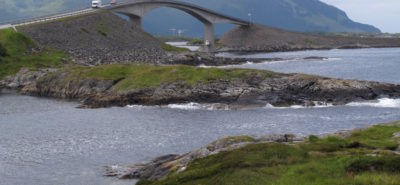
(166, 103), (231, 110)
(346, 98), (400, 108)
(323, 57), (342, 61)
(167, 102), (203, 110)
(265, 102), (334, 109)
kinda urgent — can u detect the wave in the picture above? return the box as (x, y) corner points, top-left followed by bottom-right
(265, 102), (334, 109)
(167, 102), (230, 110)
(322, 57), (342, 61)
(346, 98), (400, 108)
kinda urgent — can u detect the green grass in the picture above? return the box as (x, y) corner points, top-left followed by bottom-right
(0, 29), (65, 79)
(348, 125), (400, 150)
(187, 38), (204, 45)
(138, 123), (400, 185)
(162, 43), (190, 52)
(65, 64), (275, 91)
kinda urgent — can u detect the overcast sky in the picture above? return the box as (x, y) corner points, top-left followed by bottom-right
(321, 0), (400, 33)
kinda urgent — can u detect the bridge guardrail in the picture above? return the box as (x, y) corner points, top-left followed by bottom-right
(0, 6), (100, 27)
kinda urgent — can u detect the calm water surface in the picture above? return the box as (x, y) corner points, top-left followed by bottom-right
(1, 48), (400, 185)
(219, 48), (400, 84)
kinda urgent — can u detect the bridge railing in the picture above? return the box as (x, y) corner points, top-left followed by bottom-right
(0, 6), (96, 27)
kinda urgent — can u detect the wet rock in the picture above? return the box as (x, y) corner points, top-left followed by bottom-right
(163, 51), (281, 66)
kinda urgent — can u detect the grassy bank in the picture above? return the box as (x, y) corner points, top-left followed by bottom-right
(0, 29), (65, 79)
(138, 123), (400, 185)
(64, 64), (276, 91)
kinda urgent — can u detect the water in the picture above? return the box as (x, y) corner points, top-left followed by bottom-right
(219, 48), (400, 84)
(165, 41), (200, 51)
(1, 48), (400, 185)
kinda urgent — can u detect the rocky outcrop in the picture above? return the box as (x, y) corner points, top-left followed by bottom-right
(220, 25), (400, 52)
(104, 122), (400, 182)
(163, 52), (282, 66)
(18, 11), (166, 65)
(104, 134), (305, 180)
(1, 68), (57, 89)
(82, 75), (400, 108)
(4, 67), (397, 108)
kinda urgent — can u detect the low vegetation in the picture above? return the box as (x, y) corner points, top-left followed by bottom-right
(187, 38), (204, 46)
(162, 43), (190, 52)
(0, 43), (7, 58)
(65, 64), (276, 91)
(138, 123), (400, 185)
(0, 29), (65, 79)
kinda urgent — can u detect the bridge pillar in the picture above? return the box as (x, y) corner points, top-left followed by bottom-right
(203, 22), (215, 52)
(128, 15), (142, 30)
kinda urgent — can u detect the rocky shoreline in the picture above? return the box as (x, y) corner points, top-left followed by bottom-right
(220, 25), (400, 53)
(103, 122), (400, 182)
(104, 134), (305, 180)
(1, 66), (400, 109)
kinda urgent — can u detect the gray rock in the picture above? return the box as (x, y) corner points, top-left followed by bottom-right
(2, 68), (57, 89)
(393, 132), (400, 138)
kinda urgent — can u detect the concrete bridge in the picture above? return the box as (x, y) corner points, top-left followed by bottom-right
(107, 0), (250, 52)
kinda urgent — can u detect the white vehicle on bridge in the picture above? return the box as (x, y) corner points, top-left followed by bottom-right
(92, 0), (102, 8)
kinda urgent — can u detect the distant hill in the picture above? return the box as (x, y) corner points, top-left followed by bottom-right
(0, 0), (380, 36)
(143, 0), (381, 36)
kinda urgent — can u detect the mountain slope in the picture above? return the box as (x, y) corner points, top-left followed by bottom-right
(0, 0), (380, 36)
(142, 0), (380, 36)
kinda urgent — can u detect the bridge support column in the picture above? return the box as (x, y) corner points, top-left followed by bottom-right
(204, 22), (215, 52)
(128, 15), (142, 30)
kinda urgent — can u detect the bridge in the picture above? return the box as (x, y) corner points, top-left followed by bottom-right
(107, 0), (250, 52)
(0, 0), (250, 52)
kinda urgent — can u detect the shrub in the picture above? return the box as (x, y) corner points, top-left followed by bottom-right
(346, 156), (400, 173)
(0, 43), (7, 59)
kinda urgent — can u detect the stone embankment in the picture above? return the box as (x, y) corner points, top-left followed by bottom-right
(2, 68), (400, 109)
(18, 12), (166, 65)
(220, 25), (400, 52)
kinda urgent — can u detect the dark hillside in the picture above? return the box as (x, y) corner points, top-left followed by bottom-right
(220, 25), (400, 52)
